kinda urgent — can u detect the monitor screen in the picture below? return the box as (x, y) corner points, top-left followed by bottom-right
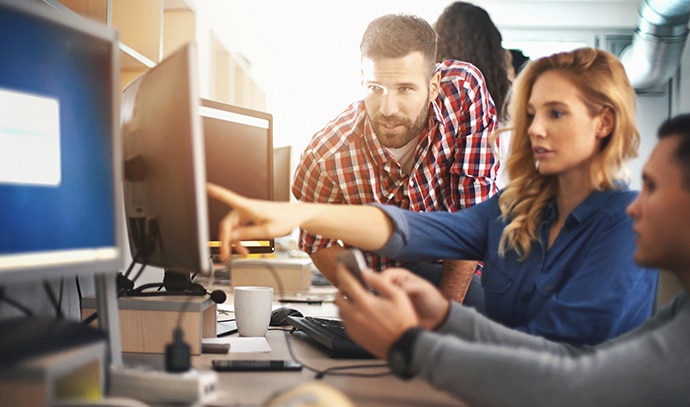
(201, 99), (275, 255)
(0, 0), (122, 282)
(121, 43), (211, 275)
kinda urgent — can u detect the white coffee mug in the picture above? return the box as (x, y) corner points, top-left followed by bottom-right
(233, 286), (274, 337)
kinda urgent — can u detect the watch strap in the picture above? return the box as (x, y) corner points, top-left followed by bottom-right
(387, 327), (423, 379)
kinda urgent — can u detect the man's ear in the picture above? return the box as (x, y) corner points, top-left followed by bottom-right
(429, 71), (441, 101)
(596, 107), (615, 139)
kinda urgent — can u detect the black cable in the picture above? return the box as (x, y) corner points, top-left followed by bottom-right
(82, 310), (98, 325)
(129, 262), (148, 286)
(165, 293), (193, 372)
(116, 258), (140, 297)
(75, 275), (83, 313)
(282, 329), (390, 379)
(214, 259), (389, 377)
(42, 281), (64, 319)
(315, 363), (391, 379)
(82, 257), (149, 325)
(217, 328), (238, 337)
(127, 282), (165, 294)
(0, 286), (34, 316)
(211, 263), (389, 377)
(123, 249), (141, 279)
(57, 278), (64, 313)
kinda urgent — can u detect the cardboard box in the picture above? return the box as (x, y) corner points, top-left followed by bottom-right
(230, 257), (313, 293)
(82, 295), (216, 355)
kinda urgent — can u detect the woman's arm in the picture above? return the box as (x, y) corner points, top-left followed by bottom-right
(206, 183), (394, 259)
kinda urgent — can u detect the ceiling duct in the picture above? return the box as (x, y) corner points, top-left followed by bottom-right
(620, 0), (690, 92)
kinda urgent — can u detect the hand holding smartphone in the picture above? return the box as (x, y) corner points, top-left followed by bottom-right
(336, 249), (372, 290)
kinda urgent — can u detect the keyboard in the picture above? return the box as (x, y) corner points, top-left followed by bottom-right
(286, 316), (373, 359)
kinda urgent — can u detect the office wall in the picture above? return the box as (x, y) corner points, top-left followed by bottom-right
(194, 0), (682, 168)
(220, 1), (679, 191)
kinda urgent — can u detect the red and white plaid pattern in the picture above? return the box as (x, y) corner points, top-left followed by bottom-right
(292, 60), (499, 270)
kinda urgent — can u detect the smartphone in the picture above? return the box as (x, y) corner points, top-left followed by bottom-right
(211, 359), (303, 372)
(336, 249), (371, 289)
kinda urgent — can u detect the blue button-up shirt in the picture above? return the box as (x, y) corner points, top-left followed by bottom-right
(375, 188), (658, 346)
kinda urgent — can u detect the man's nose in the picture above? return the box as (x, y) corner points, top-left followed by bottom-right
(379, 91), (400, 116)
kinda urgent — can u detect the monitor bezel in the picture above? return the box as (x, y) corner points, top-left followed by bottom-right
(0, 0), (124, 283)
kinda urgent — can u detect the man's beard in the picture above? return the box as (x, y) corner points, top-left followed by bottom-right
(370, 102), (429, 149)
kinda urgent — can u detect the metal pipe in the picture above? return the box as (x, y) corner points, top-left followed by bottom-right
(620, 0), (690, 92)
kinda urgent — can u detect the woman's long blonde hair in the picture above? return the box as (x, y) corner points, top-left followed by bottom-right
(495, 47), (639, 259)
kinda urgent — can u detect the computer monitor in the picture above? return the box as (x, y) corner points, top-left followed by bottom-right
(273, 145), (293, 202)
(201, 98), (275, 255)
(121, 43), (211, 276)
(0, 0), (124, 365)
(0, 0), (123, 283)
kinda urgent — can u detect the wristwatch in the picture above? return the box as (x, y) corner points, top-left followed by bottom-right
(387, 327), (423, 379)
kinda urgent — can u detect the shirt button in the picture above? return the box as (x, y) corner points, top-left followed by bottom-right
(544, 284), (553, 292)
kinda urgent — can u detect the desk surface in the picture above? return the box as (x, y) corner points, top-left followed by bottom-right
(122, 291), (462, 406)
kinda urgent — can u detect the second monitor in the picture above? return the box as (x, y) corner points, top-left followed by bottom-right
(201, 99), (275, 255)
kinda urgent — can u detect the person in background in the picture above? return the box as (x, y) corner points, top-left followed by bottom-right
(434, 2), (515, 303)
(207, 47), (657, 347)
(332, 112), (690, 406)
(508, 48), (530, 81)
(291, 13), (498, 305)
(435, 1), (512, 122)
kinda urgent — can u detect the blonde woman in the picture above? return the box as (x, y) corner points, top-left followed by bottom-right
(209, 48), (657, 347)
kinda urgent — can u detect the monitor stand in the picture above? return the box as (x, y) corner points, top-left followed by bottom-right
(95, 271), (123, 367)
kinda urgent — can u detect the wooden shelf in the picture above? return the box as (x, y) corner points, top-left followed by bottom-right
(52, 0), (266, 115)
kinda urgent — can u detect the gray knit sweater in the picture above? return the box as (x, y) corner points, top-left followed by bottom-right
(410, 293), (690, 406)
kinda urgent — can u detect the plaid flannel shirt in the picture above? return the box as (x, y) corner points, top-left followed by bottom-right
(292, 59), (499, 271)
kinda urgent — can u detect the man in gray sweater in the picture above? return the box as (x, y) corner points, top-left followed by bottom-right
(333, 113), (690, 406)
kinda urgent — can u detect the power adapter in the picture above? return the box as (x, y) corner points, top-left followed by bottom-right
(109, 366), (218, 405)
(165, 328), (191, 372)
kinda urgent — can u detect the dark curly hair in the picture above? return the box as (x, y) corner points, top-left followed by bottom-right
(434, 2), (511, 121)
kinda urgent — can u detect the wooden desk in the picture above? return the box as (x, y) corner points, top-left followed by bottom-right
(122, 297), (461, 406)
